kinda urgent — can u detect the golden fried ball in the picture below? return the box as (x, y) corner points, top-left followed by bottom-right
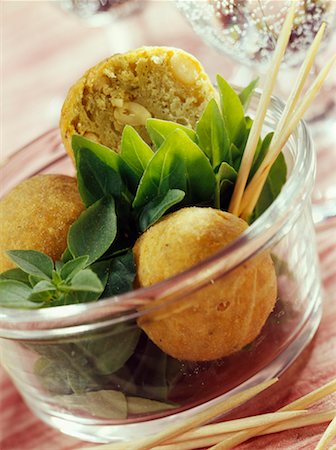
(134, 207), (277, 361)
(0, 175), (84, 272)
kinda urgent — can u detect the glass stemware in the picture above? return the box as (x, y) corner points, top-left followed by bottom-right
(177, 0), (336, 224)
(177, 0), (335, 67)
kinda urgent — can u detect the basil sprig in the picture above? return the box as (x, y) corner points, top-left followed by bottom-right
(1, 75), (287, 310)
(0, 250), (105, 308)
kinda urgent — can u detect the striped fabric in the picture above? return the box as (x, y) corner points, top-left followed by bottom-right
(1, 2), (335, 448)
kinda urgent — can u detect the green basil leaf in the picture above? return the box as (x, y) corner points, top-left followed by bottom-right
(29, 280), (56, 303)
(219, 178), (234, 210)
(217, 162), (237, 183)
(75, 149), (122, 207)
(68, 196), (117, 265)
(216, 162), (237, 210)
(56, 390), (128, 419)
(245, 116), (253, 127)
(66, 269), (104, 293)
(217, 74), (246, 146)
(32, 343), (101, 394)
(196, 98), (230, 170)
(120, 125), (153, 185)
(229, 142), (243, 171)
(67, 293), (98, 304)
(34, 356), (73, 395)
(60, 256), (89, 281)
(72, 135), (132, 207)
(32, 280), (56, 293)
(28, 274), (43, 287)
(133, 129), (216, 210)
(6, 250), (53, 280)
(239, 78), (259, 109)
(55, 261), (63, 272)
(51, 270), (62, 286)
(139, 189), (185, 231)
(249, 132), (274, 180)
(59, 292), (92, 305)
(104, 250), (136, 297)
(146, 118), (197, 149)
(61, 247), (73, 264)
(251, 152), (287, 222)
(78, 324), (141, 375)
(127, 396), (175, 414)
(0, 268), (30, 285)
(90, 259), (110, 289)
(0, 280), (37, 308)
(108, 331), (183, 402)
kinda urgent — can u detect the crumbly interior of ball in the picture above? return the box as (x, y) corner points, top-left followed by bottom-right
(134, 207), (277, 361)
(0, 175), (84, 272)
(60, 47), (215, 158)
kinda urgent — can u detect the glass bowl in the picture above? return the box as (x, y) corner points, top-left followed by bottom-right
(0, 93), (322, 444)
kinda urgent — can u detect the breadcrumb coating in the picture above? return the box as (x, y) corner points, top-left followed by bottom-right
(134, 207), (277, 361)
(0, 175), (84, 272)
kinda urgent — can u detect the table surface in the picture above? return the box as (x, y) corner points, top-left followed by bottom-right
(1, 2), (336, 449)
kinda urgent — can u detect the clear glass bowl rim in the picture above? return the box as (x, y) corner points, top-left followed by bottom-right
(0, 92), (315, 338)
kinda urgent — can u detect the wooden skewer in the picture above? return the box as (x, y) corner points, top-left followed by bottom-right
(278, 377), (336, 412)
(85, 378), (278, 450)
(169, 410), (307, 442)
(209, 377), (336, 449)
(152, 410), (307, 450)
(85, 408), (336, 450)
(128, 379), (277, 450)
(314, 415), (336, 450)
(155, 410), (336, 450)
(268, 22), (326, 142)
(239, 52), (336, 221)
(237, 21), (327, 218)
(228, 1), (296, 216)
(252, 409), (336, 436)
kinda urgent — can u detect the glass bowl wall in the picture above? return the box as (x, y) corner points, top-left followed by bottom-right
(0, 93), (322, 443)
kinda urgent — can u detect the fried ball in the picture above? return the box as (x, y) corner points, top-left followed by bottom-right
(0, 175), (84, 272)
(60, 46), (215, 161)
(134, 207), (277, 361)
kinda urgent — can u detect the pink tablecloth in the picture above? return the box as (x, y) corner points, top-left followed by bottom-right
(1, 2), (336, 449)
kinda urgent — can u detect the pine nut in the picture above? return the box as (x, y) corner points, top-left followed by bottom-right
(170, 53), (200, 85)
(114, 102), (152, 126)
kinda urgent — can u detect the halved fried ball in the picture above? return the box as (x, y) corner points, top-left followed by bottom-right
(0, 175), (84, 272)
(60, 46), (215, 160)
(134, 207), (277, 361)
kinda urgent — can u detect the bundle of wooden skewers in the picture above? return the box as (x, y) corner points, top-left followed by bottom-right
(83, 3), (335, 450)
(84, 377), (336, 450)
(227, 2), (336, 218)
(86, 378), (336, 450)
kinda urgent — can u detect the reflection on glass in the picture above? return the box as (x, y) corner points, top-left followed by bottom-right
(177, 0), (336, 67)
(58, 0), (141, 26)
